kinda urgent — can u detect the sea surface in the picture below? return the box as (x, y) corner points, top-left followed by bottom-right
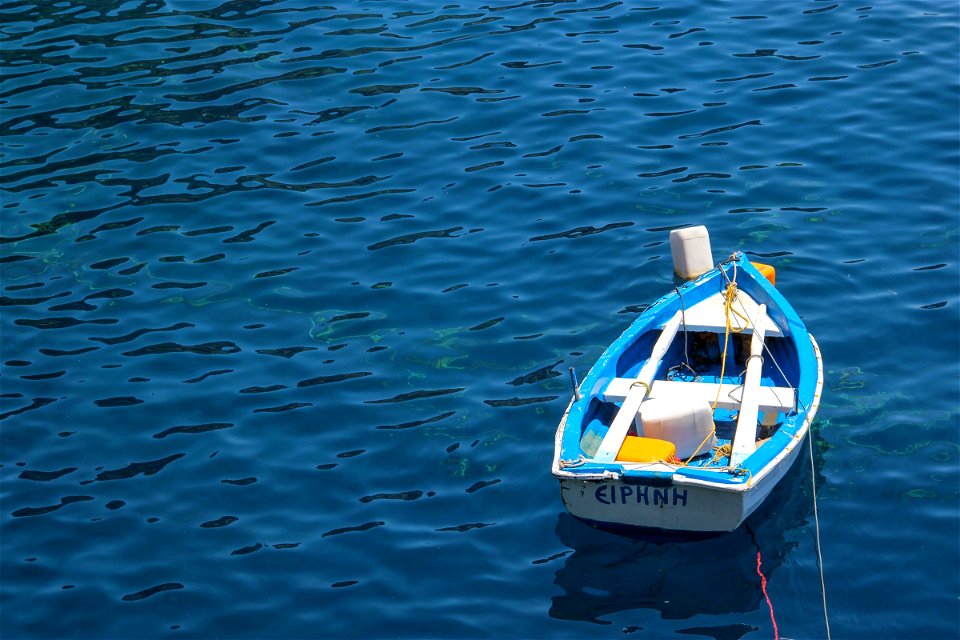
(1, 2), (958, 639)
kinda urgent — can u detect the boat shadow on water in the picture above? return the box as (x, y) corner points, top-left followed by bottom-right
(548, 438), (826, 627)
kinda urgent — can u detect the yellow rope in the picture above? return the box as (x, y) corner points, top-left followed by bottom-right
(681, 425), (719, 466)
(724, 282), (751, 335)
(629, 380), (651, 397)
(713, 282), (750, 409)
(710, 442), (733, 465)
(732, 465), (753, 484)
(682, 281), (747, 465)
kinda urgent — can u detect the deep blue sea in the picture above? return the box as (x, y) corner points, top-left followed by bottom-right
(2, 2), (958, 638)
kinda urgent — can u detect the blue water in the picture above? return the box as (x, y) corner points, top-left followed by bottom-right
(2, 2), (958, 638)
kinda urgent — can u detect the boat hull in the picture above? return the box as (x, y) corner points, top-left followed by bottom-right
(551, 250), (823, 533)
(557, 431), (805, 532)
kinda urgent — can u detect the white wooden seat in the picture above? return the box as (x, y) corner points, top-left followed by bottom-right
(604, 378), (795, 414)
(591, 291), (790, 465)
(679, 290), (783, 336)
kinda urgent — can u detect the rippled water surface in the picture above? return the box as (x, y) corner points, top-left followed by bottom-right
(2, 1), (958, 638)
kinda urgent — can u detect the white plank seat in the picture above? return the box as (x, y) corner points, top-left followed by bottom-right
(604, 378), (795, 414)
(679, 290), (783, 337)
(593, 312), (682, 463)
(600, 299), (795, 467)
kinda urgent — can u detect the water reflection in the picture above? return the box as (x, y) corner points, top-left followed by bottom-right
(549, 449), (821, 626)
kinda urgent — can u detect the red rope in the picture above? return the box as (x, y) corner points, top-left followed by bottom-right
(756, 549), (779, 640)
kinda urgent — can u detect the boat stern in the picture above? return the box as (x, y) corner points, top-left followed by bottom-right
(557, 475), (749, 533)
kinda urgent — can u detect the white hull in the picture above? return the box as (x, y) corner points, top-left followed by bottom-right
(557, 435), (804, 532)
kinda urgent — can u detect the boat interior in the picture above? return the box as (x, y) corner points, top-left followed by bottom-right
(577, 290), (801, 470)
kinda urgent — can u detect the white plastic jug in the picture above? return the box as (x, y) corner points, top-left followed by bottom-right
(670, 226), (713, 280)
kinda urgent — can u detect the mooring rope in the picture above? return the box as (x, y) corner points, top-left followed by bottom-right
(756, 548), (779, 640)
(808, 425), (832, 640)
(745, 522), (779, 640)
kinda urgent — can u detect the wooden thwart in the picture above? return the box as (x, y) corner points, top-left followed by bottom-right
(604, 379), (795, 414)
(679, 290), (783, 336)
(592, 299), (792, 467)
(593, 312), (682, 463)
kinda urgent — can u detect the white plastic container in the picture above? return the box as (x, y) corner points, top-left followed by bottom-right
(639, 397), (716, 459)
(669, 226), (713, 280)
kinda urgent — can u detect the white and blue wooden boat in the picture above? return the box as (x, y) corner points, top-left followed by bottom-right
(552, 228), (823, 533)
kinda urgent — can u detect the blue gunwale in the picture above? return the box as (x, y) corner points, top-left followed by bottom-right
(556, 252), (819, 488)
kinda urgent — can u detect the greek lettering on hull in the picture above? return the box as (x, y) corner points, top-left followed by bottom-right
(594, 484), (688, 507)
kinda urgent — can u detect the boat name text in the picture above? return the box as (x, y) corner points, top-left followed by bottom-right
(594, 485), (688, 507)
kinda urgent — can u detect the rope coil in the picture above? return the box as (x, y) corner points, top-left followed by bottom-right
(558, 455), (588, 469)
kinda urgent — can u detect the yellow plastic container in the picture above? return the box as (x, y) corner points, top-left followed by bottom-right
(751, 261), (776, 286)
(616, 436), (677, 463)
